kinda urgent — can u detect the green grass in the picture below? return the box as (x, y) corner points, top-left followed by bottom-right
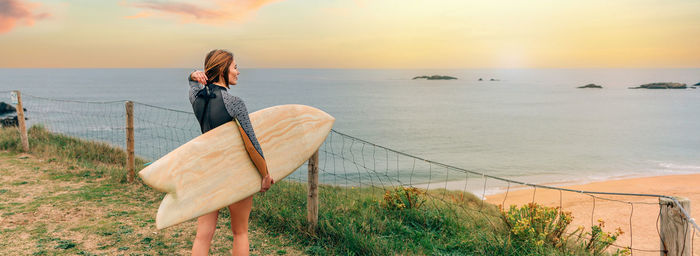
(0, 125), (625, 255)
(0, 125), (147, 183)
(0, 126), (298, 255)
(250, 179), (609, 255)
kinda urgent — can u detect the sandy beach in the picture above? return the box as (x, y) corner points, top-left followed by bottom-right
(485, 173), (700, 255)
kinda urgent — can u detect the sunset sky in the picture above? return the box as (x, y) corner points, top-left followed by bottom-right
(1, 0), (699, 68)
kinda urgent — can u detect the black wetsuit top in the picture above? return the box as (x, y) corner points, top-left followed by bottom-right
(188, 78), (266, 160)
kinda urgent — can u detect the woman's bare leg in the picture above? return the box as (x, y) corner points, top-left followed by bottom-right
(228, 195), (253, 256)
(192, 210), (219, 256)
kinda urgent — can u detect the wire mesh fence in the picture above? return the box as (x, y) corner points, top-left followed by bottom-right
(20, 94), (126, 150)
(316, 129), (699, 255)
(131, 102), (200, 160)
(3, 91), (698, 255)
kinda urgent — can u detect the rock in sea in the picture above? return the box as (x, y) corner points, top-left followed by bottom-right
(577, 84), (603, 89)
(628, 82), (687, 89)
(0, 102), (27, 127)
(412, 75), (458, 80)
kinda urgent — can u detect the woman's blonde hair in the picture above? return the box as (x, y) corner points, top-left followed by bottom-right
(204, 49), (234, 88)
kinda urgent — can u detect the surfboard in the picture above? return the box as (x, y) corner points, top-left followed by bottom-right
(138, 104), (335, 229)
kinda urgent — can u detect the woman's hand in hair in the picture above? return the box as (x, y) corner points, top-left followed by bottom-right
(189, 70), (208, 85)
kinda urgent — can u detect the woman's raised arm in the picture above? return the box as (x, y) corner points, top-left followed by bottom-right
(188, 70), (208, 85)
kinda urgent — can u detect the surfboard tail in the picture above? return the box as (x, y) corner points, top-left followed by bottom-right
(155, 194), (187, 230)
(138, 161), (176, 194)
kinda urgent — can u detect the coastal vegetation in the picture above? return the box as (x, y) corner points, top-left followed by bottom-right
(0, 125), (628, 255)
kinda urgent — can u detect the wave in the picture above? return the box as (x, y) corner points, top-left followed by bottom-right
(656, 162), (700, 171)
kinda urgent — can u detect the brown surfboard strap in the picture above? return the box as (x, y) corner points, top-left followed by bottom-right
(235, 119), (269, 178)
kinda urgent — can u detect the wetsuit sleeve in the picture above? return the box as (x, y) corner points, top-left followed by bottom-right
(188, 72), (203, 105)
(221, 92), (269, 178)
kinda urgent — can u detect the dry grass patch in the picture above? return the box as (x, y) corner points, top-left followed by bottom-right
(0, 126), (302, 255)
(0, 150), (301, 255)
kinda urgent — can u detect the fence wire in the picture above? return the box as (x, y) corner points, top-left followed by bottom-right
(20, 94), (126, 149)
(4, 91), (698, 255)
(131, 102), (200, 160)
(317, 129), (699, 255)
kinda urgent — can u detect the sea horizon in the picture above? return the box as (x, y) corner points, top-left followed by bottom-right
(2, 67), (699, 195)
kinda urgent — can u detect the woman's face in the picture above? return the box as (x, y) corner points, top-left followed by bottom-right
(228, 59), (240, 85)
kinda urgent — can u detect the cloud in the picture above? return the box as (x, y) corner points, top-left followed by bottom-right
(0, 0), (50, 33)
(124, 0), (282, 24)
(124, 11), (153, 19)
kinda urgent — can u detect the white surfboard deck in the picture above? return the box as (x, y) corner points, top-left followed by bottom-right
(138, 104), (334, 229)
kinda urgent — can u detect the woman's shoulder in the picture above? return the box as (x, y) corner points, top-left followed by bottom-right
(188, 82), (204, 105)
(220, 90), (249, 117)
(220, 89), (244, 104)
(221, 90), (248, 116)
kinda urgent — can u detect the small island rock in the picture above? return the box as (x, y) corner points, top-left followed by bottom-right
(412, 75), (458, 80)
(628, 82), (687, 89)
(0, 102), (27, 128)
(577, 84), (603, 89)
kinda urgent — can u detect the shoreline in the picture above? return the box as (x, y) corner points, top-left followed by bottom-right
(484, 173), (700, 255)
(413, 170), (700, 197)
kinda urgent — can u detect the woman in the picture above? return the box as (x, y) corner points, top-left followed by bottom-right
(188, 49), (274, 256)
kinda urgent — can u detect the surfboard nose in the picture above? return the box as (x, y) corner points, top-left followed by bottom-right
(293, 104), (334, 133)
(308, 106), (335, 128)
(300, 106), (335, 151)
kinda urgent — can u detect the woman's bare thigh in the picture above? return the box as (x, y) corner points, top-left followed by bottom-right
(228, 195), (253, 234)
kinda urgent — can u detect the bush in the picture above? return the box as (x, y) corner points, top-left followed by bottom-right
(567, 219), (629, 256)
(501, 202), (571, 248)
(382, 187), (425, 211)
(501, 202), (630, 255)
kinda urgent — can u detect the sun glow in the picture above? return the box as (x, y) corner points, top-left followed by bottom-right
(1, 0), (698, 68)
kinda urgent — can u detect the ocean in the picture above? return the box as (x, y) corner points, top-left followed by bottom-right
(1, 68), (699, 192)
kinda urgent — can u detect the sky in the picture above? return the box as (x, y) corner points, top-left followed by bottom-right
(1, 0), (699, 68)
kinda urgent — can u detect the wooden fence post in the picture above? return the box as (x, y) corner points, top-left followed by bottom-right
(125, 101), (135, 183)
(659, 197), (692, 256)
(13, 91), (29, 152)
(307, 149), (319, 235)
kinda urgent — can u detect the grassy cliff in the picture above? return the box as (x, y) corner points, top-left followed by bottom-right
(0, 126), (626, 255)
